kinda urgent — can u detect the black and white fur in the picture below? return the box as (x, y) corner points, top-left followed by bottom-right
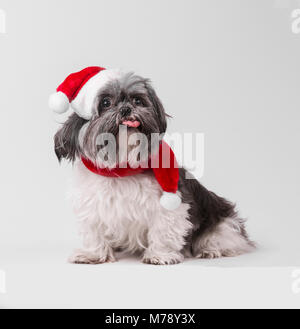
(54, 72), (254, 265)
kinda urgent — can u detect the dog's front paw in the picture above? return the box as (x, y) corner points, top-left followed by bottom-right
(68, 249), (116, 264)
(195, 249), (222, 259)
(142, 251), (184, 265)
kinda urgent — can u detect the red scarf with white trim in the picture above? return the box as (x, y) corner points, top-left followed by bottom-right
(81, 141), (179, 194)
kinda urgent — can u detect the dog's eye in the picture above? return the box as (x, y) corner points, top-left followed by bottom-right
(133, 97), (143, 106)
(101, 97), (112, 108)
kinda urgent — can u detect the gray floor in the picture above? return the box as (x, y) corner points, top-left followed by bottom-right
(1, 244), (299, 309)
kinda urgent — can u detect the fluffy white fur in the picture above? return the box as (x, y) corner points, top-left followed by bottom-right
(193, 217), (254, 259)
(68, 161), (192, 265)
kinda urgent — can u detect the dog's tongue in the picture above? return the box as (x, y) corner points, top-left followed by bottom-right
(122, 120), (140, 128)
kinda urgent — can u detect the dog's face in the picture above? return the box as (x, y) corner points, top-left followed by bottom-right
(54, 72), (168, 168)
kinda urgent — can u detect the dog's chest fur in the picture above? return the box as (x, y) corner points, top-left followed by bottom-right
(70, 161), (191, 252)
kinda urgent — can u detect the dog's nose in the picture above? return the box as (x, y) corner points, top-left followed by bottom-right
(120, 107), (131, 117)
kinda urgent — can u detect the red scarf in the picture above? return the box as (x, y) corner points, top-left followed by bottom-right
(81, 141), (179, 194)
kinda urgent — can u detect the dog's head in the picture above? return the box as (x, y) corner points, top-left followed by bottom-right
(54, 71), (168, 168)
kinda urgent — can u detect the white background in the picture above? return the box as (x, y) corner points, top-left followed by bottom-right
(0, 0), (300, 308)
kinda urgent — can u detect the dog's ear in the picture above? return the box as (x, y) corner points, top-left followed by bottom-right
(54, 113), (87, 162)
(145, 81), (169, 134)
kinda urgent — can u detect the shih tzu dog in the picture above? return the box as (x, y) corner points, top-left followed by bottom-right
(49, 66), (254, 265)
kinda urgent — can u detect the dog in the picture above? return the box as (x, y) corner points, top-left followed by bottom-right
(52, 67), (254, 265)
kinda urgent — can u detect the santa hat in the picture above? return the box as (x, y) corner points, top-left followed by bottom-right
(49, 66), (123, 120)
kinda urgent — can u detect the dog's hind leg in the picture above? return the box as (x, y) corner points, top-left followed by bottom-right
(192, 217), (254, 259)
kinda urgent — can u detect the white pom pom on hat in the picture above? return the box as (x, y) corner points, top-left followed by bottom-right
(160, 191), (182, 211)
(48, 91), (70, 114)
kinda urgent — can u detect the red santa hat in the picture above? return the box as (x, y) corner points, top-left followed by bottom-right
(49, 66), (123, 120)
